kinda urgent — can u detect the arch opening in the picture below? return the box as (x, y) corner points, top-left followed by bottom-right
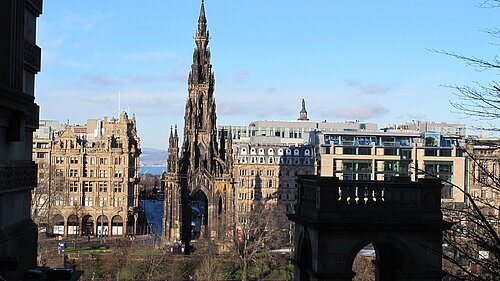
(352, 243), (376, 281)
(82, 215), (94, 236)
(298, 232), (312, 281)
(111, 215), (124, 235)
(67, 215), (79, 235)
(53, 214), (65, 235)
(97, 215), (109, 236)
(191, 189), (208, 239)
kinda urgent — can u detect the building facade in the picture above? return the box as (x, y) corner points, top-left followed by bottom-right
(162, 1), (234, 247)
(0, 0), (42, 279)
(32, 113), (141, 236)
(312, 130), (467, 204)
(467, 138), (500, 216)
(233, 143), (315, 219)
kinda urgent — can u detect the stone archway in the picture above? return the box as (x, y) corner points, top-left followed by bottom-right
(52, 214), (65, 235)
(82, 215), (94, 236)
(67, 215), (79, 235)
(97, 215), (109, 236)
(111, 215), (123, 236)
(289, 176), (451, 281)
(191, 189), (208, 240)
(297, 230), (312, 281)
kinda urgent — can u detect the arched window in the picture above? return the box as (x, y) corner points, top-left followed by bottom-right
(251, 157), (256, 163)
(269, 157), (274, 164)
(294, 149), (300, 156)
(268, 148), (274, 154)
(250, 148), (256, 155)
(241, 179), (246, 187)
(268, 180), (273, 188)
(304, 149), (311, 156)
(278, 149), (284, 155)
(259, 157), (265, 164)
(286, 149), (292, 155)
(241, 148), (247, 155)
(259, 148), (265, 155)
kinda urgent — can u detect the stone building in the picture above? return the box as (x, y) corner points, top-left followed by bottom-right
(233, 143), (315, 218)
(467, 138), (500, 216)
(162, 1), (234, 247)
(32, 113), (141, 236)
(0, 0), (42, 279)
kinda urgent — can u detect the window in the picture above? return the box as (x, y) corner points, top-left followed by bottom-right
(37, 152), (47, 159)
(267, 170), (274, 176)
(114, 182), (123, 192)
(278, 149), (284, 155)
(100, 158), (108, 165)
(69, 196), (78, 206)
(99, 170), (108, 178)
(358, 147), (371, 155)
(250, 148), (256, 155)
(481, 190), (488, 199)
(114, 170), (123, 178)
(83, 181), (93, 192)
(269, 157), (274, 164)
(241, 148), (247, 155)
(268, 180), (273, 188)
(268, 148), (274, 154)
(240, 179), (246, 187)
(440, 149), (452, 157)
(70, 157), (78, 164)
(113, 197), (123, 207)
(114, 157), (121, 165)
(84, 196), (93, 206)
(99, 182), (108, 192)
(69, 169), (78, 177)
(294, 149), (300, 156)
(251, 170), (255, 176)
(69, 182), (78, 192)
(55, 196), (64, 206)
(384, 148), (398, 156)
(99, 197), (107, 207)
(425, 149), (438, 156)
(55, 169), (64, 177)
(54, 181), (64, 192)
(36, 142), (48, 149)
(259, 157), (264, 164)
(55, 157), (64, 164)
(259, 148), (265, 155)
(343, 147), (356, 155)
(304, 149), (311, 156)
(239, 169), (247, 176)
(401, 149), (412, 160)
(90, 157), (96, 164)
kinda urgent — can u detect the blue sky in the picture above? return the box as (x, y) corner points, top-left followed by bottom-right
(36, 1), (499, 149)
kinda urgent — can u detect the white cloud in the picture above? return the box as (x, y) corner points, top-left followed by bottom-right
(344, 79), (395, 95)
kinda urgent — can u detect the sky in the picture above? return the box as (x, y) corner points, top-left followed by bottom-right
(36, 0), (500, 149)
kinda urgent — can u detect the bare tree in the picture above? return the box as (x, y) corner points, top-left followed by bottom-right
(194, 240), (224, 281)
(434, 1), (500, 279)
(232, 202), (290, 281)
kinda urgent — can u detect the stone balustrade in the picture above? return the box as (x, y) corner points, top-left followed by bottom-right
(296, 176), (443, 220)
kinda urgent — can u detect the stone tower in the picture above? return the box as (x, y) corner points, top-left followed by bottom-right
(163, 1), (234, 249)
(298, 99), (309, 121)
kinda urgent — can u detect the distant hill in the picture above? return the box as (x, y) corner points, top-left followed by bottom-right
(140, 147), (167, 167)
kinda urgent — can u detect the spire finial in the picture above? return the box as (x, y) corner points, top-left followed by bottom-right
(298, 99), (309, 121)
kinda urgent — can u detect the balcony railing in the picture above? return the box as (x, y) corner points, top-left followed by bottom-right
(295, 176), (442, 219)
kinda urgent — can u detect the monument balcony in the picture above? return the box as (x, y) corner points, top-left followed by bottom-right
(293, 175), (443, 224)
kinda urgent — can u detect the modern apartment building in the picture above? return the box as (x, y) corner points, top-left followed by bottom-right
(32, 113), (141, 236)
(311, 129), (467, 204)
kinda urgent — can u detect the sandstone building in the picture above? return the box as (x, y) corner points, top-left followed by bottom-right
(32, 113), (141, 236)
(0, 0), (42, 279)
(162, 1), (234, 246)
(232, 143), (315, 219)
